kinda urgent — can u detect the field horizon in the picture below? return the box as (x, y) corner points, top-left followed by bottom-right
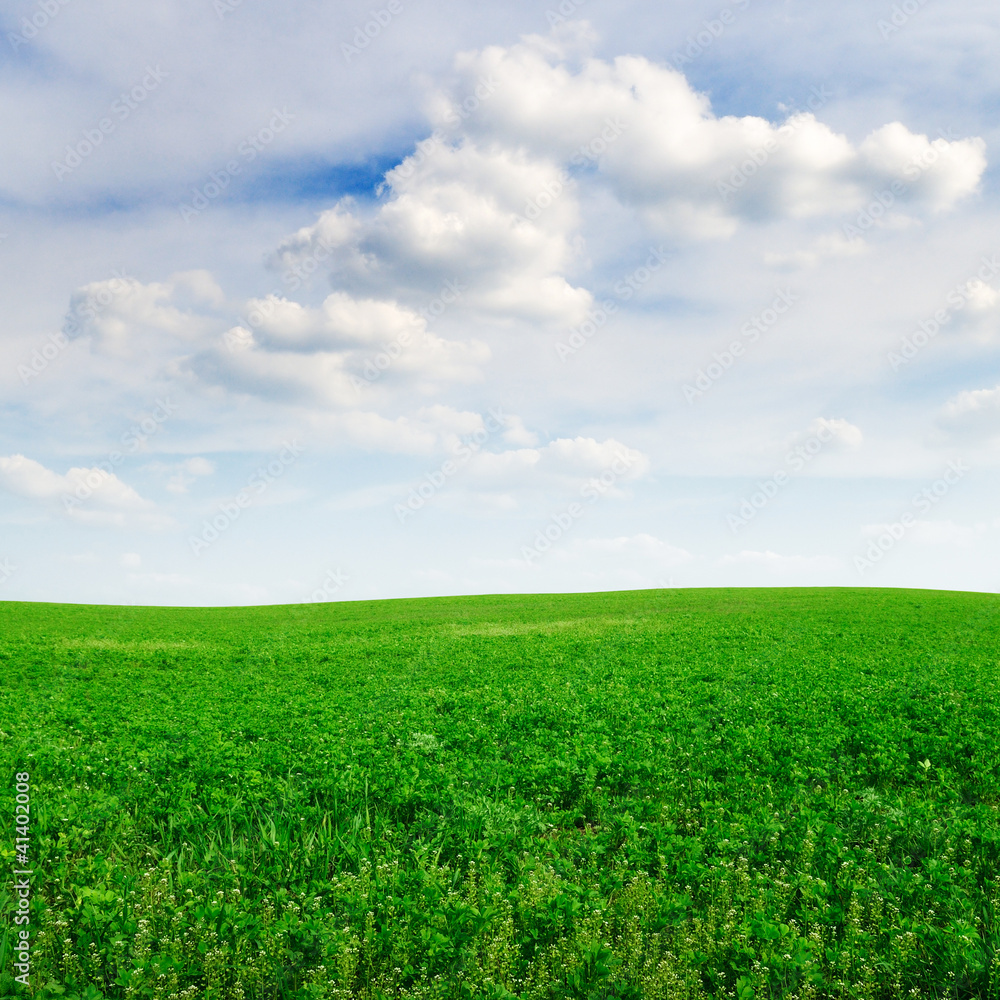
(3, 582), (997, 614)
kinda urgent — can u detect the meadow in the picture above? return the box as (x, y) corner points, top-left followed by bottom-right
(1, 586), (999, 999)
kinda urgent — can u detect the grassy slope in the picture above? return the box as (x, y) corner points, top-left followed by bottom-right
(1, 587), (999, 999)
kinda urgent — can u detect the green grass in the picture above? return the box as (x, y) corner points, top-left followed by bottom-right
(2, 586), (1000, 999)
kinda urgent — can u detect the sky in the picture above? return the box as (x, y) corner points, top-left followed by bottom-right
(1, 0), (999, 606)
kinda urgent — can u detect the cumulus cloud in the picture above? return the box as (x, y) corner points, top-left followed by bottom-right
(242, 292), (423, 352)
(269, 143), (594, 325)
(187, 290), (489, 403)
(162, 457), (216, 494)
(0, 454), (168, 528)
(937, 385), (1000, 439)
(466, 436), (648, 489)
(263, 24), (986, 341)
(430, 27), (985, 237)
(787, 417), (864, 453)
(184, 312), (489, 410)
(66, 270), (226, 357)
(57, 270), (492, 424)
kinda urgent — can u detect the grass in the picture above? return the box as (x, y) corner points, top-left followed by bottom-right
(1, 586), (999, 999)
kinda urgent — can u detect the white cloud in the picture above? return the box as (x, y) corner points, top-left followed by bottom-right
(0, 454), (168, 528)
(163, 457), (216, 494)
(937, 385), (1000, 438)
(465, 436), (649, 492)
(433, 28), (985, 237)
(329, 406), (485, 455)
(857, 123), (987, 214)
(270, 141), (594, 325)
(797, 417), (864, 451)
(67, 270), (225, 357)
(943, 385), (1000, 417)
(56, 271), (493, 426)
(183, 333), (360, 408)
(185, 456), (216, 476)
(245, 292), (423, 352)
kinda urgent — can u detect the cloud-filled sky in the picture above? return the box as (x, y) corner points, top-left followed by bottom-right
(2, 0), (999, 605)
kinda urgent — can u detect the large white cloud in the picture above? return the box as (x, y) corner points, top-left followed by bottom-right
(53, 270), (494, 430)
(269, 141), (594, 325)
(430, 27), (986, 237)
(262, 22), (987, 351)
(182, 294), (490, 410)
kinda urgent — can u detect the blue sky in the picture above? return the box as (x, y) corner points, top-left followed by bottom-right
(2, 0), (999, 605)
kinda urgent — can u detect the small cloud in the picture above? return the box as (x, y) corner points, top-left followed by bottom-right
(165, 456), (217, 494)
(0, 454), (168, 528)
(937, 385), (1000, 439)
(120, 552), (141, 569)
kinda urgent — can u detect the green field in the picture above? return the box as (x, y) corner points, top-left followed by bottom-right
(2, 587), (1000, 999)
